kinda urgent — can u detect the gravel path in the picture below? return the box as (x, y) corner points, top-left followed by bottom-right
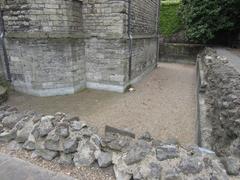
(7, 63), (197, 145)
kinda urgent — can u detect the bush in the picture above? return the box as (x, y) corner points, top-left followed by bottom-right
(181, 0), (240, 43)
(160, 0), (183, 37)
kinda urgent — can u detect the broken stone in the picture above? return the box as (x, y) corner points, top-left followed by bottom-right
(97, 151), (112, 168)
(103, 132), (133, 151)
(221, 156), (240, 176)
(54, 112), (66, 123)
(73, 139), (96, 167)
(56, 123), (69, 138)
(147, 162), (162, 180)
(38, 116), (54, 137)
(35, 148), (58, 161)
(16, 120), (34, 143)
(35, 141), (58, 161)
(63, 138), (78, 154)
(0, 123), (4, 133)
(105, 126), (135, 139)
(178, 157), (204, 175)
(124, 140), (152, 165)
(80, 127), (95, 137)
(230, 138), (240, 158)
(0, 129), (16, 143)
(113, 165), (132, 180)
(31, 123), (40, 139)
(44, 130), (61, 151)
(90, 134), (102, 147)
(2, 113), (21, 129)
(164, 170), (183, 180)
(139, 131), (153, 142)
(156, 145), (179, 161)
(23, 134), (36, 150)
(57, 153), (73, 165)
(32, 113), (42, 124)
(70, 121), (87, 131)
(133, 162), (162, 180)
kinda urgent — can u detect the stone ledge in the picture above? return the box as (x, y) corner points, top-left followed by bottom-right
(12, 81), (85, 97)
(6, 32), (158, 40)
(6, 32), (87, 39)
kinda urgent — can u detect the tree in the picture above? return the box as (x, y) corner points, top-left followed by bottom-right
(180, 0), (240, 43)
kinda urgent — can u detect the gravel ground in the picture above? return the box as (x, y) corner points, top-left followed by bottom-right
(7, 63), (197, 145)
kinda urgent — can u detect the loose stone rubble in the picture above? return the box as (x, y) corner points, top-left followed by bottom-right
(197, 48), (240, 176)
(0, 104), (234, 179)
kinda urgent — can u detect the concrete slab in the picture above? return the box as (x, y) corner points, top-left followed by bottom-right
(0, 154), (75, 180)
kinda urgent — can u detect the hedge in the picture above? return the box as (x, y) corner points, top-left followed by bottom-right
(160, 0), (183, 37)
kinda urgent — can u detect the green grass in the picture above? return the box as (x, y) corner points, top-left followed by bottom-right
(160, 0), (183, 37)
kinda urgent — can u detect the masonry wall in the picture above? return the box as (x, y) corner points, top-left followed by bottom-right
(129, 0), (159, 80)
(6, 38), (85, 96)
(82, 0), (129, 91)
(197, 48), (240, 159)
(2, 0), (159, 96)
(3, 0), (83, 33)
(3, 0), (86, 96)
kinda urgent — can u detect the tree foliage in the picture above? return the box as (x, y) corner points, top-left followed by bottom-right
(180, 0), (240, 43)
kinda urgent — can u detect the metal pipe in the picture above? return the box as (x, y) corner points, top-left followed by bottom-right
(128, 0), (132, 81)
(0, 10), (11, 81)
(156, 0), (161, 65)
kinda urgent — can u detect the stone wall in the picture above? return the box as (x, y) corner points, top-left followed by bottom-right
(129, 0), (159, 81)
(130, 0), (157, 35)
(159, 43), (204, 64)
(83, 0), (128, 91)
(6, 38), (85, 96)
(130, 38), (157, 80)
(1, 0), (159, 96)
(197, 48), (240, 167)
(3, 0), (83, 33)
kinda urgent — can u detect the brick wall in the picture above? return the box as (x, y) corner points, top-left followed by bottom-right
(129, 0), (159, 79)
(130, 0), (158, 35)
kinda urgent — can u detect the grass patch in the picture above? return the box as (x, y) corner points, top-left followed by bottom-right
(160, 0), (183, 37)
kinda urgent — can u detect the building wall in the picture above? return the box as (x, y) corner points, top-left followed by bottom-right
(129, 0), (159, 80)
(82, 0), (129, 91)
(3, 0), (85, 96)
(5, 38), (85, 96)
(2, 0), (159, 96)
(3, 0), (83, 33)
